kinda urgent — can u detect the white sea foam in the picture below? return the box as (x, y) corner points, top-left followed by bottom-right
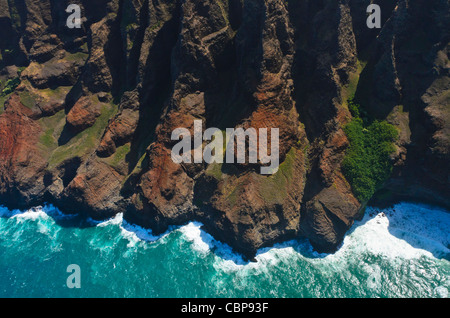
(0, 204), (78, 223)
(174, 221), (251, 266)
(0, 206), (48, 220)
(11, 207), (49, 221)
(121, 220), (168, 243)
(349, 203), (450, 259)
(96, 212), (124, 227)
(434, 285), (449, 298)
(195, 202), (449, 298)
(0, 205), (67, 252)
(2, 202), (448, 270)
(175, 221), (301, 271)
(208, 202), (450, 276)
(96, 213), (141, 248)
(0, 201), (448, 297)
(94, 212), (170, 248)
(178, 222), (213, 253)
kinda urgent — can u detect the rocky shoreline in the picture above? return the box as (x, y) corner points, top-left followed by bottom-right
(0, 0), (448, 259)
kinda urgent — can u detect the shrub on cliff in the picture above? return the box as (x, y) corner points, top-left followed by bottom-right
(343, 107), (398, 202)
(1, 77), (20, 96)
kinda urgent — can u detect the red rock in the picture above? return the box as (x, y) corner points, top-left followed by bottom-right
(66, 96), (101, 132)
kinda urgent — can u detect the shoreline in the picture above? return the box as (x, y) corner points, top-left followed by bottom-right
(1, 198), (449, 264)
(0, 200), (448, 297)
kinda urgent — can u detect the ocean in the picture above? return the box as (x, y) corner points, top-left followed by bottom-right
(0, 202), (448, 298)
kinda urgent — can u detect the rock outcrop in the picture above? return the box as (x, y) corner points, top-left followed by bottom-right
(0, 0), (448, 259)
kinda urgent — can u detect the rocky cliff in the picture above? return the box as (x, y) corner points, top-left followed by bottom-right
(0, 0), (448, 259)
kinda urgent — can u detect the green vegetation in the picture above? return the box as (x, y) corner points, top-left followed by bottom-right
(40, 127), (55, 148)
(340, 56), (399, 202)
(216, 0), (229, 25)
(206, 162), (223, 180)
(149, 20), (162, 32)
(127, 152), (147, 177)
(342, 98), (398, 202)
(217, 147), (300, 207)
(342, 59), (368, 111)
(125, 23), (138, 33)
(18, 90), (36, 109)
(0, 96), (6, 114)
(0, 68), (27, 103)
(0, 84), (11, 114)
(8, 0), (21, 30)
(225, 183), (241, 206)
(109, 143), (131, 168)
(127, 39), (134, 51)
(65, 51), (89, 62)
(80, 43), (89, 52)
(40, 86), (72, 100)
(0, 81), (9, 114)
(205, 130), (228, 180)
(347, 96), (368, 123)
(1, 77), (20, 96)
(258, 147), (297, 204)
(37, 110), (66, 152)
(120, 0), (137, 33)
(48, 102), (118, 168)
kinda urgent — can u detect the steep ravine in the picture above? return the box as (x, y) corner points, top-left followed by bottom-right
(0, 0), (448, 260)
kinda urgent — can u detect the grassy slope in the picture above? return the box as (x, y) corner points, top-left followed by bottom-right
(341, 59), (399, 202)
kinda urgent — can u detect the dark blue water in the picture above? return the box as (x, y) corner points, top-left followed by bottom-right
(0, 202), (448, 298)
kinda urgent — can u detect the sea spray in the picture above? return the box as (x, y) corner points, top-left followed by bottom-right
(0, 202), (448, 297)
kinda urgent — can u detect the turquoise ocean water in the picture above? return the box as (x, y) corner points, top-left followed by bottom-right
(0, 202), (448, 298)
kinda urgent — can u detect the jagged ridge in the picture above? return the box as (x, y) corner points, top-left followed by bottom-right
(0, 0), (448, 259)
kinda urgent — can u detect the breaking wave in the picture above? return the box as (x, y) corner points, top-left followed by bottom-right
(0, 202), (448, 297)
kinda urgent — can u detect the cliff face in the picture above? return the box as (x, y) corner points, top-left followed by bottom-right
(0, 0), (448, 259)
